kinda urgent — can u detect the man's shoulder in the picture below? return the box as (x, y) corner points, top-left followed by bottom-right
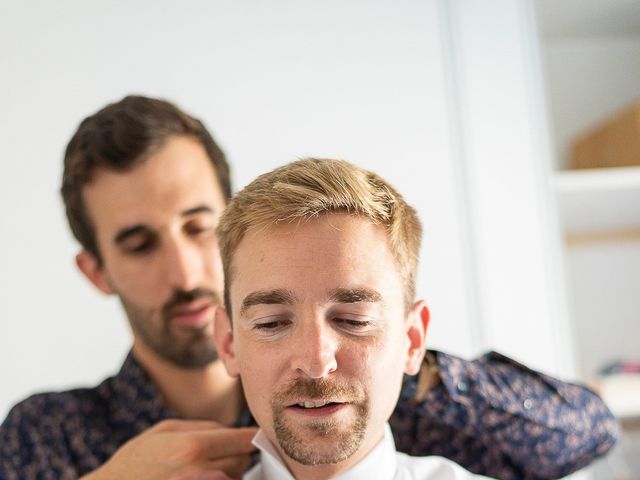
(395, 452), (488, 479)
(0, 351), (159, 434)
(1, 381), (112, 433)
(0, 374), (134, 479)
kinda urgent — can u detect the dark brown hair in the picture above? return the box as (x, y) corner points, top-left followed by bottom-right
(61, 95), (232, 263)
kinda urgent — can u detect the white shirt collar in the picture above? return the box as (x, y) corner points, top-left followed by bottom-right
(247, 423), (398, 480)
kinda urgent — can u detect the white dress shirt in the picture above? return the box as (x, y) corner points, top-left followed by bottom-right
(244, 423), (490, 480)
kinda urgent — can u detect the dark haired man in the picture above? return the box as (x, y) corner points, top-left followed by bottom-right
(0, 95), (618, 480)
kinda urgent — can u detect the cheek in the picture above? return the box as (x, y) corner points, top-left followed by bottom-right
(236, 340), (280, 397)
(111, 265), (145, 286)
(371, 336), (408, 398)
(237, 351), (281, 424)
(104, 258), (166, 306)
(348, 334), (407, 384)
(336, 342), (383, 387)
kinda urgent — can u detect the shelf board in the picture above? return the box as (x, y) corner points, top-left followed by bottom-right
(554, 166), (640, 243)
(599, 373), (640, 421)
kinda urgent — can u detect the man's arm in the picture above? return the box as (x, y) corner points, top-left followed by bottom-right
(80, 420), (256, 480)
(0, 399), (257, 480)
(390, 350), (619, 480)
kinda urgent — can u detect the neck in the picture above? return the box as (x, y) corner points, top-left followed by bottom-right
(288, 464), (344, 480)
(132, 341), (243, 425)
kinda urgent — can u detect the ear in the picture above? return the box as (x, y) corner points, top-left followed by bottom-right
(214, 307), (240, 378)
(404, 300), (430, 375)
(75, 250), (113, 295)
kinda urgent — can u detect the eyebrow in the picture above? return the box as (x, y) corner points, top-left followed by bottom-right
(240, 289), (297, 316)
(328, 287), (382, 304)
(182, 205), (215, 217)
(113, 205), (215, 246)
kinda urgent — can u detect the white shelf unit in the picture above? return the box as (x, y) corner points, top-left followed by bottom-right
(552, 165), (640, 382)
(538, 2), (640, 477)
(555, 166), (640, 246)
(537, 0), (640, 378)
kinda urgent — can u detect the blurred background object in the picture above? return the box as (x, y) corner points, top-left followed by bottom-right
(537, 0), (640, 477)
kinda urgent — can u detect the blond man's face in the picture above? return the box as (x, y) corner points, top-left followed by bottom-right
(216, 214), (428, 476)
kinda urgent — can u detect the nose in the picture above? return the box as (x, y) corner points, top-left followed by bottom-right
(292, 319), (338, 379)
(163, 236), (204, 292)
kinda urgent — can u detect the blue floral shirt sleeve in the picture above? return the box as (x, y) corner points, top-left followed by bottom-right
(0, 353), (175, 480)
(390, 350), (619, 479)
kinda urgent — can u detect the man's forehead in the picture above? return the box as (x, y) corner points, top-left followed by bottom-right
(231, 216), (384, 262)
(85, 180), (220, 221)
(83, 168), (224, 241)
(241, 216), (387, 256)
(229, 216), (402, 298)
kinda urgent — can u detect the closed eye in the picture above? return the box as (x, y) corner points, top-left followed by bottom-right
(253, 318), (292, 334)
(115, 226), (158, 256)
(185, 221), (215, 237)
(128, 241), (154, 254)
(255, 320), (282, 330)
(121, 236), (157, 255)
(336, 319), (371, 327)
(333, 318), (375, 334)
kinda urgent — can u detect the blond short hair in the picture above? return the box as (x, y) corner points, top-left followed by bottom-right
(217, 158), (422, 315)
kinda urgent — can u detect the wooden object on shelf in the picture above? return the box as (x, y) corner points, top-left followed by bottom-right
(571, 101), (640, 169)
(566, 228), (640, 247)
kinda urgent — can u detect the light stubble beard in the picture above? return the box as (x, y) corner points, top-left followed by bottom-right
(271, 378), (369, 466)
(119, 287), (222, 368)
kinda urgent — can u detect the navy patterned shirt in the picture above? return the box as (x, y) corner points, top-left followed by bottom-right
(0, 350), (618, 480)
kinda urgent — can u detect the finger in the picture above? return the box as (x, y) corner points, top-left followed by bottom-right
(197, 427), (259, 458)
(153, 419), (225, 433)
(173, 471), (231, 480)
(208, 453), (252, 479)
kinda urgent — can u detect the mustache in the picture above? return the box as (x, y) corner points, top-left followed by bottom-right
(272, 378), (364, 407)
(162, 288), (222, 316)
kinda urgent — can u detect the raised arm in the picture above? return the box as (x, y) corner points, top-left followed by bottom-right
(0, 398), (256, 480)
(390, 350), (619, 479)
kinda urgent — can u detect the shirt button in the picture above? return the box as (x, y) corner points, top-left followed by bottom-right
(457, 381), (468, 393)
(523, 398), (534, 410)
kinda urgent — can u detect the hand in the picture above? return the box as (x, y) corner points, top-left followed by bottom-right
(81, 419), (258, 480)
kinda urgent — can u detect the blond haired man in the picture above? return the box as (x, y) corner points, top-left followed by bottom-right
(0, 96), (617, 480)
(214, 158), (488, 479)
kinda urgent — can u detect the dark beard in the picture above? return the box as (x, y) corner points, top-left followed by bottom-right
(121, 287), (222, 368)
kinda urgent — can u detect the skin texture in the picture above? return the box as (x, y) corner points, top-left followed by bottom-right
(215, 215), (429, 480)
(77, 135), (226, 368)
(82, 420), (255, 480)
(76, 136), (255, 479)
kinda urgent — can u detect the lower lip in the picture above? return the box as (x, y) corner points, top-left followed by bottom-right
(286, 403), (346, 418)
(172, 305), (214, 328)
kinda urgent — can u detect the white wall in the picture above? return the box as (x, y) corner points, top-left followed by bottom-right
(543, 36), (640, 168)
(444, 0), (575, 379)
(567, 243), (640, 377)
(0, 0), (572, 421)
(0, 0), (477, 419)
